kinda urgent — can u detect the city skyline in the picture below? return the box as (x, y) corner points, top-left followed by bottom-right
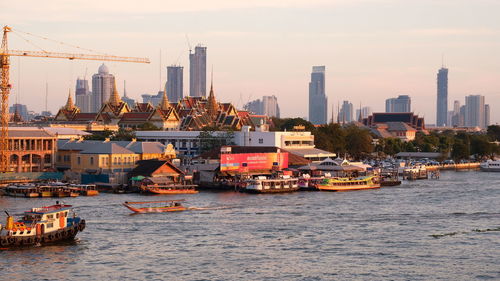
(2, 0), (500, 124)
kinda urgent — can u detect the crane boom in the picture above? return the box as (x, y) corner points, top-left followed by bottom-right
(2, 50), (150, 63)
(0, 25), (150, 172)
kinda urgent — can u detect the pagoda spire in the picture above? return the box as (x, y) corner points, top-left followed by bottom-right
(158, 83), (170, 110)
(206, 73), (218, 118)
(109, 80), (122, 106)
(65, 89), (75, 110)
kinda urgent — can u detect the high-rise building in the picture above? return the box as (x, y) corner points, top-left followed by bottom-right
(450, 100), (461, 127)
(356, 106), (372, 121)
(484, 104), (490, 128)
(75, 78), (92, 112)
(91, 64), (115, 112)
(142, 91), (164, 107)
(308, 66), (327, 125)
(262, 95), (280, 118)
(465, 95), (485, 128)
(339, 100), (353, 123)
(166, 65), (183, 102)
(385, 95), (411, 113)
(189, 45), (207, 97)
(9, 104), (28, 121)
(436, 67), (448, 127)
(243, 95), (281, 118)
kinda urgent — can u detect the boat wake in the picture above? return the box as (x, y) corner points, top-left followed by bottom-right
(187, 206), (235, 211)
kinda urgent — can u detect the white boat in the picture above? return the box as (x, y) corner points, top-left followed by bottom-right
(480, 160), (500, 172)
(243, 175), (299, 193)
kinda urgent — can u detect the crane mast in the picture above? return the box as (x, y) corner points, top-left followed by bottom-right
(0, 25), (150, 172)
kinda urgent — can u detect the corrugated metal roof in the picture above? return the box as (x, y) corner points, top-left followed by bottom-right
(80, 143), (134, 154)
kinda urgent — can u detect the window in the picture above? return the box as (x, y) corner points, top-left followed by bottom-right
(258, 138), (263, 144)
(77, 157), (81, 165)
(90, 157), (94, 165)
(47, 223), (53, 228)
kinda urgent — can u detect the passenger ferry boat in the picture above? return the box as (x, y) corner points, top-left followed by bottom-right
(317, 176), (380, 191)
(0, 203), (86, 248)
(68, 184), (99, 196)
(480, 160), (500, 172)
(4, 185), (39, 198)
(242, 176), (299, 193)
(298, 177), (325, 191)
(123, 200), (187, 214)
(139, 184), (199, 195)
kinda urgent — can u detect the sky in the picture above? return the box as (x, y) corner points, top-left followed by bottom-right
(1, 0), (499, 124)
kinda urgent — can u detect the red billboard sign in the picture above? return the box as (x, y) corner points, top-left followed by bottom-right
(220, 152), (288, 172)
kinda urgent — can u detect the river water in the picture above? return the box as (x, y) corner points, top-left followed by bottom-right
(0, 171), (499, 280)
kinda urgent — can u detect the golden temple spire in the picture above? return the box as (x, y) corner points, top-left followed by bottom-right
(109, 80), (122, 106)
(65, 89), (75, 110)
(206, 72), (218, 118)
(158, 83), (170, 110)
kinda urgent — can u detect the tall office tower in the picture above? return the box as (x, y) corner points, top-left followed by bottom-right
(243, 99), (262, 114)
(262, 95), (280, 118)
(9, 104), (29, 121)
(308, 66), (328, 124)
(91, 64), (115, 112)
(459, 105), (466, 127)
(142, 91), (163, 107)
(356, 106), (372, 121)
(189, 45), (207, 97)
(450, 100), (461, 127)
(385, 95), (411, 113)
(465, 95), (485, 128)
(75, 78), (92, 112)
(436, 67), (448, 127)
(484, 104), (490, 128)
(339, 101), (354, 123)
(166, 65), (184, 102)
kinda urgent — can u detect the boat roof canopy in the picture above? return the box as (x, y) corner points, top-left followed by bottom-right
(26, 204), (73, 214)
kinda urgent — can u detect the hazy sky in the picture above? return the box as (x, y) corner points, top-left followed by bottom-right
(1, 0), (499, 124)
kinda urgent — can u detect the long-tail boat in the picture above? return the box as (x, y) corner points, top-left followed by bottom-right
(0, 203), (86, 248)
(139, 184), (198, 195)
(123, 199), (187, 213)
(317, 176), (381, 191)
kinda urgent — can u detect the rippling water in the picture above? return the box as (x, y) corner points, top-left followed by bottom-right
(1, 171), (499, 280)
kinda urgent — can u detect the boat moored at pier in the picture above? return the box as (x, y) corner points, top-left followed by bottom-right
(242, 176), (299, 193)
(0, 203), (86, 248)
(480, 160), (500, 172)
(317, 176), (380, 191)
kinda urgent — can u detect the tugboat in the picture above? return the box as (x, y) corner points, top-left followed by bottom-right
(0, 202), (86, 248)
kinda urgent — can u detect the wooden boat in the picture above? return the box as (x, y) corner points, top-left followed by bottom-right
(297, 177), (326, 191)
(139, 184), (198, 195)
(4, 185), (39, 198)
(317, 176), (380, 191)
(242, 176), (299, 193)
(68, 184), (99, 196)
(123, 199), (187, 213)
(0, 203), (86, 248)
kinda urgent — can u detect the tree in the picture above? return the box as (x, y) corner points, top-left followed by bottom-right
(112, 128), (135, 141)
(314, 123), (346, 155)
(451, 139), (469, 161)
(84, 129), (114, 140)
(344, 125), (373, 160)
(138, 122), (161, 131)
(197, 129), (235, 154)
(487, 125), (500, 141)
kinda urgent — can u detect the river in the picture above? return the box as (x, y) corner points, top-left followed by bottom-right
(0, 171), (499, 280)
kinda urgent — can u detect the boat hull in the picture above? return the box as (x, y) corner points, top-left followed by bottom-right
(317, 184), (380, 191)
(123, 204), (187, 213)
(480, 167), (500, 172)
(243, 187), (299, 194)
(380, 180), (402, 186)
(142, 189), (199, 195)
(0, 220), (86, 248)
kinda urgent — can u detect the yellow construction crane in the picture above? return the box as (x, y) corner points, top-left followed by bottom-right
(0, 25), (150, 173)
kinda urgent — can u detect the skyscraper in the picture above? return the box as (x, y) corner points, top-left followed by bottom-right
(356, 106), (372, 121)
(385, 95), (411, 113)
(243, 95), (281, 118)
(436, 67), (448, 127)
(75, 78), (91, 112)
(189, 45), (207, 97)
(465, 95), (485, 128)
(451, 100), (461, 127)
(91, 64), (115, 112)
(121, 81), (135, 108)
(339, 100), (353, 123)
(308, 66), (327, 125)
(166, 65), (183, 102)
(484, 104), (490, 128)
